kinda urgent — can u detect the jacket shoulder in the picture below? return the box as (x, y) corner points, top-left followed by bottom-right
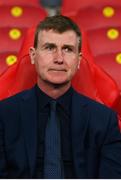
(0, 86), (36, 112)
(73, 89), (115, 114)
(72, 89), (118, 132)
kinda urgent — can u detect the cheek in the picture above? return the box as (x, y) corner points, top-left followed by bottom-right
(68, 58), (79, 72)
(34, 58), (43, 74)
(34, 55), (47, 69)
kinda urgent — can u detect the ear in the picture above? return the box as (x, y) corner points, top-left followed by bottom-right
(79, 52), (82, 59)
(29, 47), (36, 64)
(77, 52), (82, 69)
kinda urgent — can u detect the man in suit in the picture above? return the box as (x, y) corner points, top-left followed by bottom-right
(0, 15), (121, 178)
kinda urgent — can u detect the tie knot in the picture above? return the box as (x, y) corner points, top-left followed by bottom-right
(50, 100), (56, 111)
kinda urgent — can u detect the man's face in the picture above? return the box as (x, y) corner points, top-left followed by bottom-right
(30, 29), (81, 87)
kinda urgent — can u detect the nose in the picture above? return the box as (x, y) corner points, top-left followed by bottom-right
(53, 48), (64, 64)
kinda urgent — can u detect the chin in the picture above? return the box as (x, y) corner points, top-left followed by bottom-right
(51, 80), (70, 86)
(50, 77), (69, 83)
(44, 77), (69, 86)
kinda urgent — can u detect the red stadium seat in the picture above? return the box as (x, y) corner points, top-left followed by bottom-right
(86, 28), (121, 89)
(0, 27), (27, 53)
(76, 5), (121, 31)
(74, 1), (121, 91)
(0, 0), (40, 7)
(62, 0), (121, 17)
(0, 3), (46, 76)
(86, 27), (121, 56)
(86, 27), (121, 89)
(61, 0), (81, 16)
(0, 5), (46, 28)
(0, 52), (18, 76)
(72, 0), (121, 122)
(94, 54), (121, 89)
(75, 0), (121, 8)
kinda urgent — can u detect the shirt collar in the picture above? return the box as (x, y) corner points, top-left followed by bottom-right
(57, 87), (73, 115)
(35, 84), (73, 114)
(35, 85), (52, 110)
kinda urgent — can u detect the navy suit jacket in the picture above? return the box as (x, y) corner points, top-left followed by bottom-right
(0, 86), (121, 178)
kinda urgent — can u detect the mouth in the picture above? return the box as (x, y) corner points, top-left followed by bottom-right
(49, 68), (67, 72)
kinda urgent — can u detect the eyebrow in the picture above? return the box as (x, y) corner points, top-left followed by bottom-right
(62, 44), (75, 50)
(41, 42), (57, 48)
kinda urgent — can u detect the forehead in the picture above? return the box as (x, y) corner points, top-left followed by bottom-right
(38, 29), (78, 46)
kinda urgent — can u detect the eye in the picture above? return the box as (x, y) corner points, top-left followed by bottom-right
(44, 44), (56, 51)
(63, 46), (74, 53)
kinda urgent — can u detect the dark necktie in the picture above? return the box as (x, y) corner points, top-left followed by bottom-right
(44, 100), (64, 178)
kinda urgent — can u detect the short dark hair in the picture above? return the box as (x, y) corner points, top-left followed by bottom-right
(34, 15), (81, 51)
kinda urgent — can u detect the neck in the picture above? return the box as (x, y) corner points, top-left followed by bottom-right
(37, 79), (71, 99)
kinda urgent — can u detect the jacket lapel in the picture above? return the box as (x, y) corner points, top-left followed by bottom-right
(71, 91), (89, 178)
(20, 87), (37, 177)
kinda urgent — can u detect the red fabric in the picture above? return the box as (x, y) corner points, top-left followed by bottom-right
(74, 0), (121, 129)
(0, 55), (37, 100)
(72, 32), (121, 129)
(0, 27), (37, 100)
(72, 32), (120, 106)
